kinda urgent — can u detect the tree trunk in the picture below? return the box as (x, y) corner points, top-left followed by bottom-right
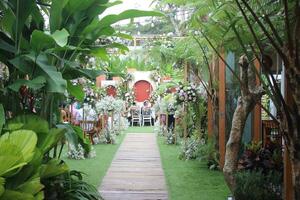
(223, 98), (246, 189)
(223, 55), (264, 192)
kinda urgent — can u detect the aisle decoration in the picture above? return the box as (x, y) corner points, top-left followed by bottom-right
(124, 90), (135, 106)
(175, 82), (198, 104)
(95, 96), (126, 144)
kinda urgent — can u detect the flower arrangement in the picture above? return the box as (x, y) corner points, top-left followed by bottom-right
(83, 87), (96, 104)
(175, 82), (198, 104)
(94, 87), (106, 98)
(95, 96), (115, 114)
(67, 144), (85, 160)
(150, 70), (161, 82)
(112, 99), (125, 114)
(124, 90), (135, 106)
(149, 91), (159, 104)
(116, 86), (126, 99)
(95, 96), (125, 114)
(167, 102), (176, 114)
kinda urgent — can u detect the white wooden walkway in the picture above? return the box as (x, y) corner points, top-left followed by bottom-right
(99, 133), (168, 200)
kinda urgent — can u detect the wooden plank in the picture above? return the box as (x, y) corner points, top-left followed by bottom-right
(252, 59), (261, 142)
(284, 148), (293, 200)
(99, 133), (168, 200)
(218, 53), (226, 168)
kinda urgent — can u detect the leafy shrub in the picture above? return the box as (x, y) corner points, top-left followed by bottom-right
(235, 141), (283, 199)
(0, 127), (68, 199)
(234, 170), (282, 200)
(197, 139), (220, 170)
(0, 115), (100, 199)
(43, 170), (102, 200)
(67, 144), (85, 160)
(238, 141), (283, 173)
(179, 135), (201, 160)
(166, 128), (176, 144)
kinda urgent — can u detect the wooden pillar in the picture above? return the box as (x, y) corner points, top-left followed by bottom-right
(207, 59), (216, 139)
(207, 96), (213, 138)
(218, 53), (226, 168)
(284, 148), (293, 200)
(183, 61), (189, 141)
(252, 59), (261, 142)
(284, 65), (294, 200)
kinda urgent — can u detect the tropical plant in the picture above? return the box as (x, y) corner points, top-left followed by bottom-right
(238, 141), (283, 173)
(0, 119), (70, 199)
(42, 170), (102, 200)
(197, 138), (220, 170)
(158, 0), (300, 197)
(0, 0), (163, 122)
(234, 170), (282, 200)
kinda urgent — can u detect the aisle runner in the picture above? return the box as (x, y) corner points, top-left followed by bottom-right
(99, 133), (168, 200)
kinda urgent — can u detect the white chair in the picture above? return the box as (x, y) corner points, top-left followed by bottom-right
(131, 108), (141, 126)
(142, 108), (152, 126)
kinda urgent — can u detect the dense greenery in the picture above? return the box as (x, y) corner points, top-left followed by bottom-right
(0, 0), (162, 199)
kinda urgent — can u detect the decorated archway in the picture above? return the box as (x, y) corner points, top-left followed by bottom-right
(106, 85), (117, 97)
(133, 80), (153, 102)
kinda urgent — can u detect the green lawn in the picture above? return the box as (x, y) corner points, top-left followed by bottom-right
(62, 133), (126, 187)
(158, 136), (230, 200)
(125, 126), (154, 133)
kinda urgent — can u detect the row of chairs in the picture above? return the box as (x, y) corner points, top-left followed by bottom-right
(61, 109), (106, 145)
(131, 107), (153, 126)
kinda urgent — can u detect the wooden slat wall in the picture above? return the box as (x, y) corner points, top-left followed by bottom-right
(218, 53), (226, 168)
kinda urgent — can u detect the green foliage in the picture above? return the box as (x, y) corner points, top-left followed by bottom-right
(0, 114), (101, 199)
(43, 170), (102, 200)
(197, 139), (219, 170)
(7, 115), (65, 154)
(0, 126), (67, 199)
(234, 170), (282, 200)
(57, 124), (92, 156)
(0, 104), (4, 133)
(0, 0), (162, 120)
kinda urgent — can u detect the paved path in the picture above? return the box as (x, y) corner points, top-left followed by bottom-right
(99, 133), (168, 200)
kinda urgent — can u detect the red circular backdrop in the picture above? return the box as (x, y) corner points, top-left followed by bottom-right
(133, 80), (153, 102)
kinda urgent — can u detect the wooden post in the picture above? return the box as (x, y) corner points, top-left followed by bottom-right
(218, 53), (226, 168)
(207, 95), (213, 138)
(284, 65), (294, 200)
(284, 148), (293, 200)
(252, 59), (261, 142)
(183, 61), (189, 141)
